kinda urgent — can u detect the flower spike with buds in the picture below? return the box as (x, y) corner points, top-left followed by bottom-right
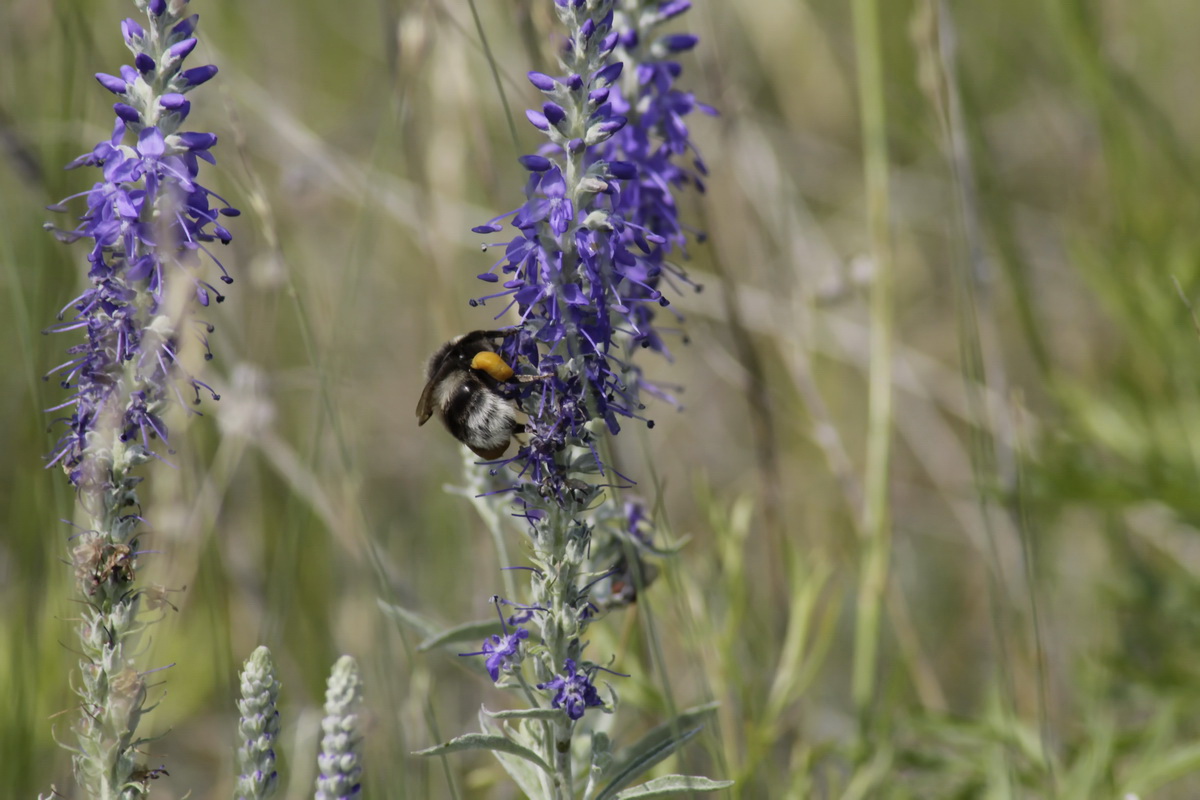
(44, 1), (236, 795)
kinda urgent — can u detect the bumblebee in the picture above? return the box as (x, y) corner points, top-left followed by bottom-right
(416, 330), (535, 460)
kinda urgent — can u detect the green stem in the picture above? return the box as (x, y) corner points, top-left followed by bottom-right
(850, 0), (895, 721)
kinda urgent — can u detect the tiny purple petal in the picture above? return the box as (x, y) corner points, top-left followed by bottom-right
(172, 14), (199, 38)
(96, 73), (127, 95)
(135, 53), (156, 74)
(177, 132), (217, 150)
(600, 31), (619, 53)
(660, 33), (699, 52)
(138, 127), (165, 158)
(121, 18), (144, 43)
(473, 223), (504, 233)
(607, 161), (637, 180)
(166, 38), (198, 61)
(566, 73), (584, 91)
(181, 65), (218, 87)
(593, 62), (623, 87)
(542, 102), (566, 126)
(588, 88), (610, 106)
(519, 154), (553, 172)
(525, 109), (550, 131)
(659, 0), (692, 19)
(580, 18), (595, 40)
(477, 273), (499, 283)
(113, 103), (141, 123)
(149, 0), (166, 15)
(528, 71), (556, 91)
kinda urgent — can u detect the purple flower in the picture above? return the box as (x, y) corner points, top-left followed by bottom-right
(45, 0), (236, 486)
(463, 629), (530, 682)
(466, 0), (710, 497)
(537, 659), (604, 720)
(460, 597), (531, 681)
(50, 3), (237, 794)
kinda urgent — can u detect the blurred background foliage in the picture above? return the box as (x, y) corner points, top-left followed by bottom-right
(4, 0), (1200, 797)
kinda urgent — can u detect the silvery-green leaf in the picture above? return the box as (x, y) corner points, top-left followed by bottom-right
(413, 733), (551, 773)
(481, 709), (550, 797)
(597, 702), (719, 798)
(594, 727), (703, 800)
(377, 600), (441, 640)
(418, 618), (501, 651)
(485, 707), (563, 722)
(612, 775), (734, 798)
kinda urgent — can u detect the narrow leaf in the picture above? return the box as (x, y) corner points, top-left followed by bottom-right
(595, 727), (703, 800)
(418, 618), (501, 651)
(414, 733), (551, 773)
(597, 702), (718, 799)
(377, 600), (441, 640)
(613, 775), (735, 798)
(481, 709), (548, 797)
(485, 707), (562, 721)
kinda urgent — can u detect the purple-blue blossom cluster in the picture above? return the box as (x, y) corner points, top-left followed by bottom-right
(537, 659), (605, 721)
(45, 0), (236, 487)
(458, 0), (708, 740)
(470, 0), (710, 496)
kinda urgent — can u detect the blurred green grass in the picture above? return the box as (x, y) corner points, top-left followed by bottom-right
(5, 0), (1200, 797)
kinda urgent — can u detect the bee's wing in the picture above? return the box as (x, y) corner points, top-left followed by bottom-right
(417, 360), (455, 425)
(416, 378), (438, 425)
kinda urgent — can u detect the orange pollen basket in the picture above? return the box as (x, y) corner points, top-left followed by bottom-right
(470, 351), (515, 381)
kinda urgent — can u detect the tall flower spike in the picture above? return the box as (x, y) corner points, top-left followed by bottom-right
(315, 656), (365, 800)
(418, 0), (718, 796)
(45, 0), (238, 487)
(43, 1), (236, 795)
(236, 646), (282, 800)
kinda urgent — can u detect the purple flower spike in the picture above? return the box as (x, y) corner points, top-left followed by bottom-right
(46, 0), (238, 487)
(48, 2), (240, 792)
